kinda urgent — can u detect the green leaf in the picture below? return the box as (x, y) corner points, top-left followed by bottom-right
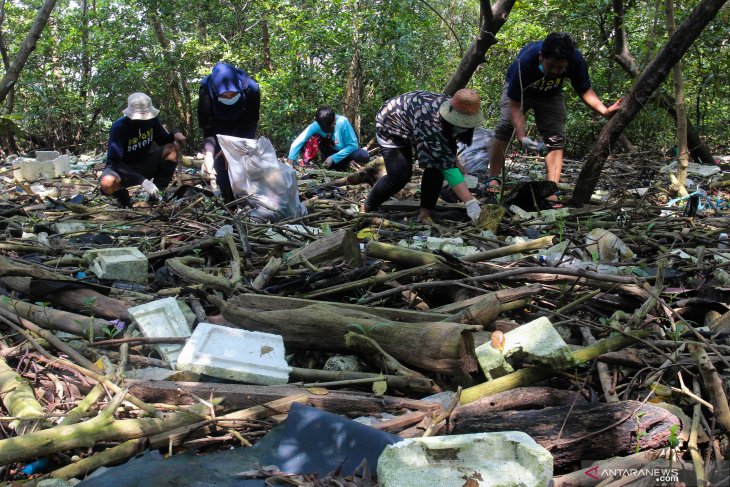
(372, 380), (387, 395)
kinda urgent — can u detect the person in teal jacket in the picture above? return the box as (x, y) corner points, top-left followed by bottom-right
(287, 107), (368, 171)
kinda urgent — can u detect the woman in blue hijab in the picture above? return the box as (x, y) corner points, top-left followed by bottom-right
(198, 63), (260, 203)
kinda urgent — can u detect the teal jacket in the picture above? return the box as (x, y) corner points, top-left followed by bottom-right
(288, 115), (359, 163)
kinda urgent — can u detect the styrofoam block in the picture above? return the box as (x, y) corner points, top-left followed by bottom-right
(176, 323), (291, 385)
(128, 297), (191, 368)
(377, 431), (553, 487)
(84, 247), (148, 283)
(36, 151), (61, 162)
(475, 317), (576, 379)
(51, 222), (87, 234)
(12, 155), (70, 182)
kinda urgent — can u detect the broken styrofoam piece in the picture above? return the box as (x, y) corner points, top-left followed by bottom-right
(475, 316), (576, 379)
(176, 323), (291, 385)
(35, 151), (62, 162)
(377, 431), (553, 487)
(659, 160), (720, 177)
(128, 298), (191, 368)
(51, 222), (87, 234)
(124, 367), (178, 381)
(12, 155), (71, 182)
(585, 228), (634, 262)
(83, 247), (148, 283)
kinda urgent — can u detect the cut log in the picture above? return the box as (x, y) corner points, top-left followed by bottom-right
(284, 229), (361, 268)
(218, 301), (480, 375)
(450, 400), (681, 469)
(453, 387), (586, 415)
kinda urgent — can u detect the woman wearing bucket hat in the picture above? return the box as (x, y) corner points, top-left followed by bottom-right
(198, 63), (260, 203)
(363, 89), (484, 223)
(99, 92), (186, 207)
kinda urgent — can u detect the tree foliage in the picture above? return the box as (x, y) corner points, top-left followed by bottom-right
(0, 0), (727, 157)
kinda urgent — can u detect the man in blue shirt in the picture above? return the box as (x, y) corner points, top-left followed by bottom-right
(99, 93), (186, 207)
(487, 32), (621, 191)
(286, 107), (368, 171)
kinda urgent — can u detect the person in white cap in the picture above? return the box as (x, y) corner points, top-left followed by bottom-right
(363, 89), (484, 224)
(99, 92), (186, 207)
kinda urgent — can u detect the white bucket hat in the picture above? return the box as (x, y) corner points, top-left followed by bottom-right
(123, 92), (160, 120)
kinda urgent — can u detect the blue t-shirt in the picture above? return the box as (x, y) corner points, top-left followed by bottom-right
(287, 115), (359, 163)
(505, 41), (592, 101)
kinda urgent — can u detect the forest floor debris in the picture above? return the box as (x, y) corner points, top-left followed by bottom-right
(0, 150), (729, 486)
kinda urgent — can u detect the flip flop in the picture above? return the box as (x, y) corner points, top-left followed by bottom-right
(484, 176), (502, 194)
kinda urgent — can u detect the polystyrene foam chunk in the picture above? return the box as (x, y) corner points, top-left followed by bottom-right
(128, 297), (191, 368)
(176, 323), (291, 385)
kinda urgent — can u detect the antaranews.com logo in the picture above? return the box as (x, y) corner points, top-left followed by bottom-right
(580, 460), (729, 486)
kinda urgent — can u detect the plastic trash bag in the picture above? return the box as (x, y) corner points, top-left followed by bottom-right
(217, 135), (308, 222)
(585, 228), (635, 262)
(457, 127), (494, 176)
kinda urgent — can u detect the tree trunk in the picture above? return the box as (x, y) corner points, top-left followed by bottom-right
(0, 0), (58, 105)
(450, 401), (680, 469)
(612, 0), (714, 165)
(443, 0), (517, 95)
(573, 0), (728, 204)
(261, 16), (274, 71)
(665, 0), (689, 196)
(217, 301), (481, 376)
(79, 0), (90, 100)
(343, 0), (363, 135)
(148, 12), (191, 137)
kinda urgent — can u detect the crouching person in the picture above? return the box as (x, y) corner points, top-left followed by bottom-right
(287, 106), (368, 171)
(100, 93), (186, 207)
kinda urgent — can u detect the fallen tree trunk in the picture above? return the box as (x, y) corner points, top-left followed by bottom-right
(0, 295), (110, 337)
(215, 300), (480, 375)
(450, 400), (681, 469)
(126, 380), (440, 417)
(229, 293), (450, 322)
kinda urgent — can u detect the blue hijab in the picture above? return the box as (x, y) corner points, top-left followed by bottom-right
(202, 63), (250, 120)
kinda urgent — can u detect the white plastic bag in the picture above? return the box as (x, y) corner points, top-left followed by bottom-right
(457, 127), (494, 176)
(217, 135), (307, 222)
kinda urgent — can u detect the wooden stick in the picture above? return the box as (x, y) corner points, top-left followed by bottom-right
(689, 343), (730, 435)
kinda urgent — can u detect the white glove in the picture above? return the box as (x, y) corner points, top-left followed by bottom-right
(141, 179), (159, 198)
(202, 151), (218, 189)
(323, 156), (334, 168)
(521, 136), (539, 151)
(465, 199), (481, 223)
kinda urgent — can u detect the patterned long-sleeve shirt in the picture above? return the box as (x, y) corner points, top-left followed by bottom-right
(375, 91), (458, 170)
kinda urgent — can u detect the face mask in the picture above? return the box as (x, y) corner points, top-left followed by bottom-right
(538, 64), (545, 74)
(218, 93), (241, 105)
